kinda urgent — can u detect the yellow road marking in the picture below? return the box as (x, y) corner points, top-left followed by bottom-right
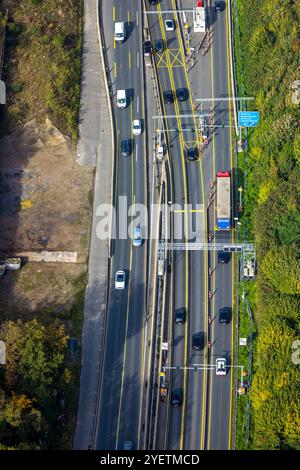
(157, 52), (168, 67)
(158, 3), (189, 450)
(113, 5), (115, 22)
(207, 14), (217, 450)
(128, 51), (131, 69)
(171, 0), (208, 449)
(168, 49), (185, 66)
(114, 38), (116, 49)
(114, 62), (117, 79)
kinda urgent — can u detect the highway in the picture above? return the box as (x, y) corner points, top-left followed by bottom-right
(147, 0), (235, 449)
(93, 0), (235, 450)
(147, 0), (207, 450)
(95, 0), (148, 450)
(206, 1), (235, 449)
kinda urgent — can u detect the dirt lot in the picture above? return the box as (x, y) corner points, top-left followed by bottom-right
(0, 119), (93, 319)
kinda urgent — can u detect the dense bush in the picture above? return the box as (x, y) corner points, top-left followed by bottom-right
(236, 0), (300, 449)
(0, 319), (70, 449)
(1, 0), (83, 141)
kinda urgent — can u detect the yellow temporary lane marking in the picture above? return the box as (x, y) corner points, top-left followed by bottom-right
(183, 140), (198, 149)
(128, 52), (131, 69)
(115, 102), (135, 449)
(207, 11), (216, 450)
(114, 62), (117, 79)
(158, 3), (189, 451)
(113, 5), (115, 22)
(168, 49), (185, 66)
(172, 0), (208, 450)
(157, 52), (168, 68)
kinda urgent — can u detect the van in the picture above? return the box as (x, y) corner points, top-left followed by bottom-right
(117, 90), (127, 109)
(114, 22), (125, 42)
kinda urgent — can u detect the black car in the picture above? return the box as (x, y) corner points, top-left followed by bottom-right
(121, 139), (131, 157)
(144, 40), (152, 56)
(215, 1), (225, 12)
(171, 389), (183, 407)
(186, 147), (198, 161)
(163, 90), (174, 104)
(153, 39), (164, 53)
(219, 307), (231, 324)
(192, 332), (204, 351)
(217, 250), (231, 264)
(149, 0), (160, 4)
(175, 308), (185, 325)
(176, 87), (189, 101)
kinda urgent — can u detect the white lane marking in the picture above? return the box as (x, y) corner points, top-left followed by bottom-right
(137, 95), (139, 113)
(137, 51), (139, 68)
(136, 11), (139, 26)
(135, 143), (138, 162)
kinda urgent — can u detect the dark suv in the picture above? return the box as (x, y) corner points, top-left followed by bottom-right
(176, 87), (189, 101)
(186, 147), (198, 161)
(215, 1), (225, 12)
(175, 308), (186, 325)
(171, 389), (183, 407)
(163, 90), (174, 104)
(153, 39), (164, 53)
(192, 332), (204, 351)
(219, 307), (231, 324)
(121, 139), (131, 157)
(218, 250), (231, 264)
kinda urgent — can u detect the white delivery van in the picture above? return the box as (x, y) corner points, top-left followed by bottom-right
(117, 90), (127, 109)
(114, 22), (125, 42)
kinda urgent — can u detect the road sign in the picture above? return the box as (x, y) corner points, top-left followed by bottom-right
(238, 111), (260, 127)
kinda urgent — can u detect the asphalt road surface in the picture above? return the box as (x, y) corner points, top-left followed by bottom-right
(95, 0), (148, 450)
(147, 0), (207, 450)
(147, 0), (234, 450)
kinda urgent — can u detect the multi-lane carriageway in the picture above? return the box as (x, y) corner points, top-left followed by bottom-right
(94, 0), (235, 450)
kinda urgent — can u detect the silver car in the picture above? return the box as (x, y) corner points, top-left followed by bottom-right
(133, 225), (142, 247)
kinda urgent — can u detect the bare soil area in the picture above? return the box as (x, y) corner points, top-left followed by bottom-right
(0, 119), (93, 318)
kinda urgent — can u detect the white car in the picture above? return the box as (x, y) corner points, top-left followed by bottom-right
(115, 270), (126, 290)
(165, 19), (175, 31)
(117, 89), (127, 109)
(216, 358), (227, 376)
(132, 119), (142, 136)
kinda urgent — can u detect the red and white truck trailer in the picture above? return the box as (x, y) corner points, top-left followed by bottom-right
(216, 171), (231, 230)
